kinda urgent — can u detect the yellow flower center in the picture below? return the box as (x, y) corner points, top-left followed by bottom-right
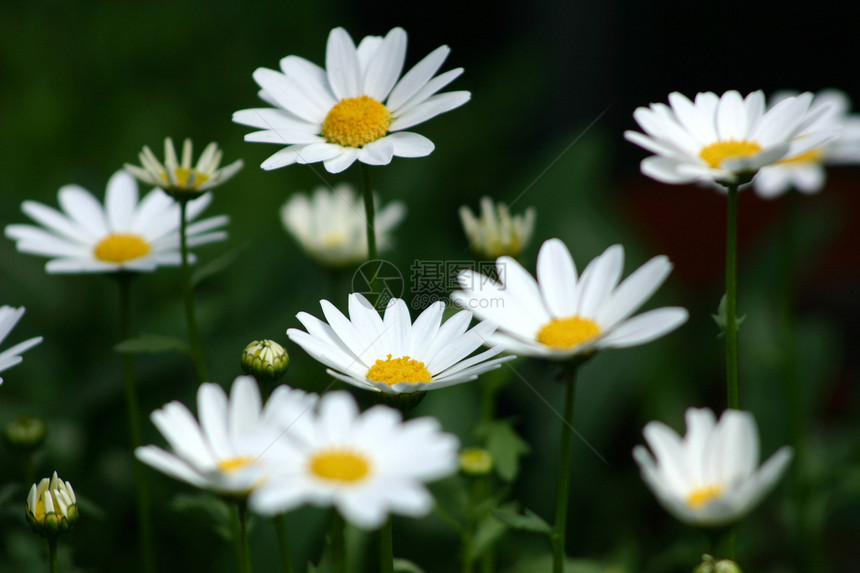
(161, 168), (211, 189)
(366, 354), (433, 386)
(217, 456), (256, 474)
(321, 96), (391, 148)
(322, 232), (348, 248)
(775, 147), (824, 166)
(686, 484), (724, 510)
(699, 140), (763, 169)
(536, 316), (601, 349)
(93, 233), (151, 263)
(309, 449), (371, 483)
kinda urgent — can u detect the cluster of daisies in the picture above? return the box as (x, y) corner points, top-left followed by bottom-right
(3, 24), (860, 566)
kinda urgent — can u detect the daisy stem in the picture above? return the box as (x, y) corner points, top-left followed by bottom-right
(47, 537), (58, 573)
(233, 500), (253, 573)
(359, 163), (377, 261)
(273, 516), (295, 573)
(178, 198), (209, 385)
(380, 517), (394, 573)
(329, 510), (346, 573)
(552, 363), (580, 573)
(725, 182), (740, 409)
(117, 273), (156, 573)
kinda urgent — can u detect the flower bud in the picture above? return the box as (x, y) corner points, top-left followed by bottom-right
(241, 340), (289, 382)
(26, 472), (79, 538)
(459, 447), (493, 476)
(694, 554), (743, 573)
(459, 197), (536, 259)
(3, 415), (47, 453)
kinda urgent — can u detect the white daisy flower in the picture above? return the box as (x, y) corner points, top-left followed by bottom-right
(125, 137), (244, 198)
(4, 170), (229, 273)
(233, 26), (470, 174)
(281, 183), (405, 267)
(0, 306), (42, 385)
(633, 407), (793, 528)
(136, 375), (318, 497)
(451, 238), (688, 360)
(249, 390), (459, 529)
(624, 90), (837, 186)
(459, 197), (536, 259)
(754, 89), (860, 198)
(287, 293), (513, 395)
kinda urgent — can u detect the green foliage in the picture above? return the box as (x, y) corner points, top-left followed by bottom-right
(475, 418), (530, 482)
(114, 333), (190, 354)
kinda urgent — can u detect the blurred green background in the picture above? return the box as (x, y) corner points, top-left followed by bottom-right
(1, 0), (858, 571)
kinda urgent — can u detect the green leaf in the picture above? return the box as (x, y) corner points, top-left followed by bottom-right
(114, 333), (189, 354)
(472, 511), (509, 559)
(170, 493), (232, 541)
(491, 507), (552, 535)
(476, 419), (530, 481)
(192, 243), (247, 286)
(393, 558), (427, 573)
(711, 294), (746, 337)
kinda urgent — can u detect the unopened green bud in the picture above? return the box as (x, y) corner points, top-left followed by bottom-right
(26, 471), (78, 538)
(459, 447), (493, 476)
(3, 415), (47, 453)
(241, 340), (289, 382)
(694, 555), (742, 573)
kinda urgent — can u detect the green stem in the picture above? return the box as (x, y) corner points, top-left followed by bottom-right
(359, 163), (376, 262)
(47, 537), (58, 573)
(178, 199), (208, 384)
(117, 274), (155, 573)
(329, 510), (346, 573)
(273, 516), (295, 573)
(552, 365), (579, 573)
(379, 517), (394, 573)
(725, 183), (740, 409)
(233, 501), (253, 573)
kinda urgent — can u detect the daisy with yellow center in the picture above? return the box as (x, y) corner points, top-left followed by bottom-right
(233, 26), (470, 174)
(249, 390), (459, 530)
(280, 184), (406, 268)
(287, 293), (513, 395)
(125, 137), (243, 198)
(4, 170), (229, 273)
(452, 238), (688, 359)
(135, 376), (318, 496)
(754, 89), (860, 198)
(633, 408), (793, 528)
(459, 196), (536, 259)
(624, 90), (837, 186)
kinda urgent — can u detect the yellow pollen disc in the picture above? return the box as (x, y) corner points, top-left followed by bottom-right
(217, 456), (255, 474)
(162, 167), (211, 189)
(699, 140), (763, 169)
(309, 449), (371, 483)
(93, 233), (151, 263)
(366, 354), (433, 386)
(322, 96), (391, 148)
(322, 232), (348, 248)
(775, 147), (823, 166)
(537, 316), (601, 350)
(686, 484), (724, 510)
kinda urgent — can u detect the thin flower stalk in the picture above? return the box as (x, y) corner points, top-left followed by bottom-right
(178, 198), (208, 384)
(725, 183), (740, 409)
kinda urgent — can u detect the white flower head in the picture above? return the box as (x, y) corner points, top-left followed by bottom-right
(633, 407), (793, 528)
(0, 306), (42, 385)
(287, 293), (513, 395)
(233, 26), (470, 174)
(460, 197), (536, 259)
(125, 137), (244, 197)
(625, 90), (837, 186)
(136, 376), (318, 497)
(26, 471), (79, 537)
(452, 238), (688, 360)
(754, 89), (860, 198)
(5, 170), (229, 273)
(281, 184), (405, 268)
(249, 390), (459, 529)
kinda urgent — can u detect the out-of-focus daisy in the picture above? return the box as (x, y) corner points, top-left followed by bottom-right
(451, 238), (687, 360)
(136, 375), (317, 497)
(249, 390), (459, 529)
(5, 170), (228, 273)
(233, 26), (470, 174)
(281, 184), (405, 267)
(754, 89), (860, 198)
(633, 407), (793, 528)
(125, 138), (243, 198)
(0, 306), (42, 385)
(287, 293), (512, 395)
(625, 90), (836, 186)
(459, 197), (536, 259)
